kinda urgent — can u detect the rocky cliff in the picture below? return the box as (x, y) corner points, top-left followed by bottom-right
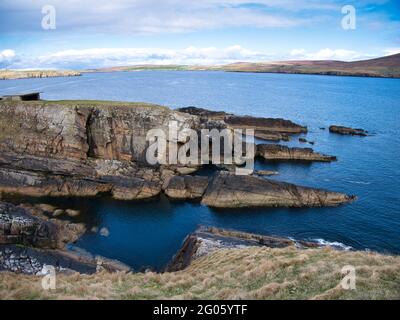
(0, 99), (354, 208)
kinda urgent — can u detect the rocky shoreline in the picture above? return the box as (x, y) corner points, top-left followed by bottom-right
(0, 99), (354, 207)
(0, 201), (130, 274)
(166, 226), (321, 272)
(329, 125), (368, 136)
(0, 98), (361, 276)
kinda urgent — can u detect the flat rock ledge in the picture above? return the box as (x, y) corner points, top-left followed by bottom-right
(256, 144), (336, 162)
(166, 227), (320, 271)
(201, 172), (355, 208)
(329, 125), (368, 136)
(177, 106), (307, 141)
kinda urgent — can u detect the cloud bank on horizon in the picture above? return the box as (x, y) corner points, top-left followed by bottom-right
(0, 0), (399, 69)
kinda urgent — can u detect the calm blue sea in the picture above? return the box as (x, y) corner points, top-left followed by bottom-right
(1, 71), (399, 270)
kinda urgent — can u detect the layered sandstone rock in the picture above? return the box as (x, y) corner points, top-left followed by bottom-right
(329, 125), (368, 136)
(0, 100), (198, 162)
(254, 131), (290, 142)
(0, 100), (355, 209)
(256, 144), (336, 162)
(201, 172), (355, 208)
(164, 175), (209, 199)
(177, 106), (307, 141)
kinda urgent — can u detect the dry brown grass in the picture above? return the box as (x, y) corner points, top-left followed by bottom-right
(0, 246), (399, 300)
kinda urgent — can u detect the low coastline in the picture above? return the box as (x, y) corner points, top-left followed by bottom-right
(0, 70), (81, 80)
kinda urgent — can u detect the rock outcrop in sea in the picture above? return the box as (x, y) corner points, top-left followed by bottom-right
(200, 172), (354, 208)
(177, 106), (306, 142)
(256, 144), (336, 162)
(329, 125), (368, 136)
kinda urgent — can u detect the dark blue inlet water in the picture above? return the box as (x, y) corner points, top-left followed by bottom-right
(1, 71), (400, 270)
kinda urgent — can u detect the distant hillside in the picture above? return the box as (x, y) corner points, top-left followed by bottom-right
(86, 54), (400, 78)
(220, 53), (400, 78)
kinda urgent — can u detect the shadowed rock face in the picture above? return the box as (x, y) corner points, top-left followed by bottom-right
(0, 202), (85, 249)
(329, 125), (368, 136)
(164, 175), (209, 199)
(201, 172), (355, 208)
(256, 144), (337, 162)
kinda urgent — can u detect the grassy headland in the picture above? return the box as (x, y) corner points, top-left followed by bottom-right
(0, 70), (81, 80)
(1, 246), (399, 300)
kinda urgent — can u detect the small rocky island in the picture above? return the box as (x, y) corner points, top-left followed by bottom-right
(329, 125), (368, 136)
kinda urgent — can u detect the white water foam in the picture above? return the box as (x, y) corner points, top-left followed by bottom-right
(312, 238), (353, 251)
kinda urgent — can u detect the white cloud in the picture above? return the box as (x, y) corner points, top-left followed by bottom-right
(0, 0), (309, 34)
(383, 48), (400, 56)
(31, 45), (272, 68)
(289, 48), (374, 61)
(0, 49), (17, 68)
(0, 49), (15, 60)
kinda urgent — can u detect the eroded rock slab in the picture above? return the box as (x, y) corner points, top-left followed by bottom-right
(201, 172), (355, 208)
(177, 106), (307, 136)
(254, 131), (290, 142)
(256, 144), (336, 162)
(0, 244), (130, 275)
(329, 125), (368, 136)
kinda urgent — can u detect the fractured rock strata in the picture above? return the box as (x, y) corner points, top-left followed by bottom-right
(0, 202), (85, 249)
(201, 172), (355, 208)
(164, 175), (209, 200)
(177, 106), (307, 140)
(256, 144), (336, 162)
(0, 100), (354, 209)
(0, 244), (130, 275)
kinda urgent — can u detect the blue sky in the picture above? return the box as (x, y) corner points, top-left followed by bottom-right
(0, 0), (399, 69)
